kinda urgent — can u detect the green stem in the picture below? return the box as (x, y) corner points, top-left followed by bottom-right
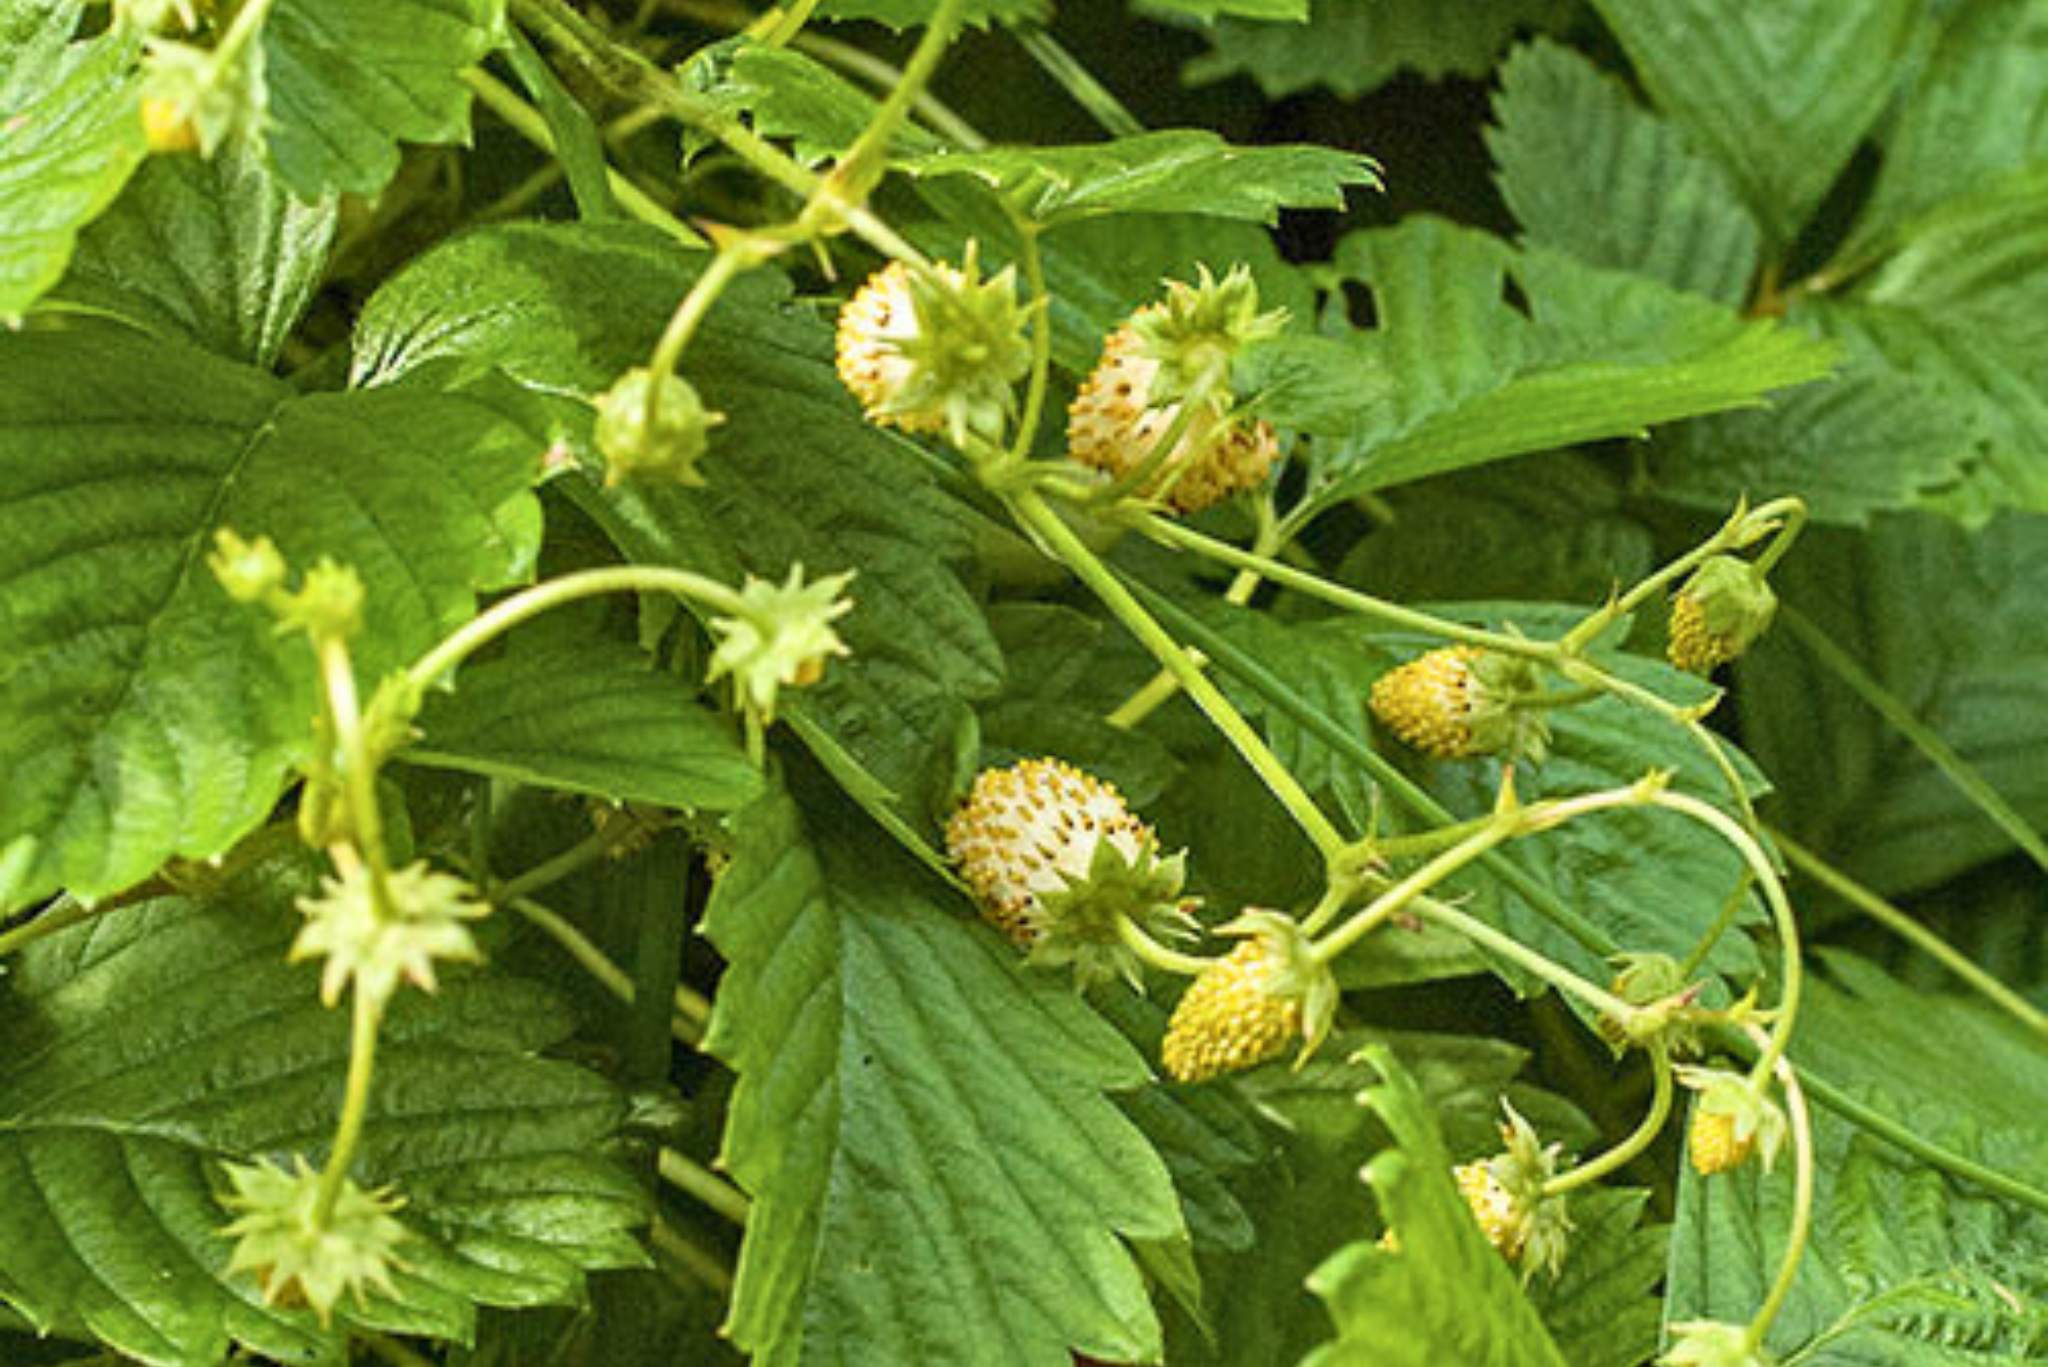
(1773, 828), (2048, 1037)
(1006, 222), (1054, 465)
(831, 0), (963, 192)
(1013, 25), (1145, 139)
(1730, 1033), (2048, 1217)
(624, 839), (694, 1088)
(408, 566), (749, 693)
(1136, 514), (1549, 658)
(509, 895), (705, 1046)
(1118, 915), (1215, 977)
(461, 68), (704, 248)
(1008, 488), (1347, 860)
(762, 0), (823, 45)
(1742, 1029), (1814, 1356)
(1313, 819), (1517, 964)
(1558, 497), (1806, 656)
(1125, 577), (1620, 959)
(649, 1215), (735, 1294)
(1296, 879), (1354, 939)
(209, 0), (278, 74)
(1544, 1045), (1673, 1197)
(1650, 792), (1801, 1090)
(358, 1332), (435, 1367)
(645, 240), (751, 431)
(0, 898), (96, 959)
(1780, 605), (2048, 877)
(1675, 870), (1753, 981)
(658, 1148), (752, 1226)
(494, 815), (662, 906)
(312, 989), (383, 1226)
(1410, 894), (1638, 1023)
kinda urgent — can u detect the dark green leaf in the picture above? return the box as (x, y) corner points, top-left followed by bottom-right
(505, 26), (621, 223)
(1736, 511), (2048, 896)
(0, 852), (647, 1366)
(0, 328), (541, 908)
(408, 632), (762, 812)
(902, 129), (1379, 227)
(1856, 167), (2048, 354)
(1528, 1188), (1668, 1367)
(1182, 0), (1573, 99)
(1583, 0), (1923, 248)
(1488, 38), (1762, 306)
(260, 0), (502, 199)
(51, 134), (337, 367)
(697, 40), (941, 167)
(0, 1), (144, 321)
(815, 0), (1047, 27)
(702, 779), (1183, 1366)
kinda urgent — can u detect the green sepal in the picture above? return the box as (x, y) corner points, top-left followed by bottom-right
(1129, 262), (1288, 404)
(1678, 554), (1778, 656)
(885, 245), (1034, 448)
(1467, 649), (1554, 763)
(1214, 907), (1339, 1065)
(1029, 832), (1195, 990)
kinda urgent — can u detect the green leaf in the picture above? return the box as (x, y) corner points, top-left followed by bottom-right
(814, 0), (1048, 26)
(0, 1), (145, 322)
(1852, 0), (2048, 252)
(901, 129), (1379, 227)
(701, 778), (1183, 1366)
(0, 327), (541, 908)
(1527, 1188), (1668, 1367)
(1181, 0), (1573, 100)
(700, 41), (943, 167)
(1667, 954), (2048, 1362)
(1583, 0), (1924, 249)
(407, 631), (763, 812)
(1805, 297), (2048, 524)
(1488, 39), (1763, 306)
(353, 220), (1000, 863)
(49, 135), (337, 367)
(1255, 220), (1838, 508)
(1735, 511), (2048, 896)
(259, 0), (504, 199)
(1857, 167), (2048, 352)
(505, 26), (621, 223)
(0, 851), (648, 1366)
(1301, 1045), (1571, 1367)
(1645, 355), (1969, 526)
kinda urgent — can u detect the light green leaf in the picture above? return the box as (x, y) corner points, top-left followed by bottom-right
(1301, 1045), (1571, 1367)
(814, 0), (1047, 26)
(259, 0), (504, 199)
(1735, 510), (2048, 896)
(353, 221), (1001, 840)
(1852, 0), (2048, 252)
(0, 327), (541, 908)
(0, 1), (145, 322)
(0, 851), (648, 1366)
(1182, 0), (1573, 99)
(1488, 39), (1762, 306)
(49, 134), (337, 367)
(701, 779), (1183, 1366)
(701, 41), (943, 166)
(407, 631), (763, 812)
(1583, 0), (1924, 249)
(1255, 221), (1837, 508)
(902, 129), (1379, 227)
(1667, 954), (2048, 1363)
(1858, 166), (2048, 353)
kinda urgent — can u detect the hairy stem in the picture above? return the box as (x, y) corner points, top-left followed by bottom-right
(1743, 1027), (1814, 1356)
(1544, 1044), (1673, 1197)
(312, 989), (383, 1225)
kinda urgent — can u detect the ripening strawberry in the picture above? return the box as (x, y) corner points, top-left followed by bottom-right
(945, 758), (1190, 987)
(1455, 1159), (1527, 1259)
(1369, 645), (1551, 762)
(1667, 554), (1777, 674)
(1687, 1107), (1755, 1175)
(1161, 937), (1303, 1082)
(1067, 324), (1277, 514)
(834, 250), (1031, 447)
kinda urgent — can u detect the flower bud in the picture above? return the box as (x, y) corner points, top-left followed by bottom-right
(208, 528), (287, 603)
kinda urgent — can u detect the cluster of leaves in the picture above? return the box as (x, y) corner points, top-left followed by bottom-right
(1, 1), (2045, 1365)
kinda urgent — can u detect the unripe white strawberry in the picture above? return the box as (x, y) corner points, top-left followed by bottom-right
(835, 250), (1031, 447)
(1455, 1159), (1526, 1259)
(1066, 324), (1277, 515)
(945, 758), (1190, 986)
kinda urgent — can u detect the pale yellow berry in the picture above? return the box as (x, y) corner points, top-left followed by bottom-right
(1370, 646), (1485, 758)
(1455, 1159), (1527, 1259)
(1160, 939), (1302, 1082)
(836, 262), (947, 435)
(1687, 1107), (1755, 1176)
(1066, 325), (1277, 515)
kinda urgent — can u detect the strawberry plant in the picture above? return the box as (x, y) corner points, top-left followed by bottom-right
(4, 1), (2047, 1363)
